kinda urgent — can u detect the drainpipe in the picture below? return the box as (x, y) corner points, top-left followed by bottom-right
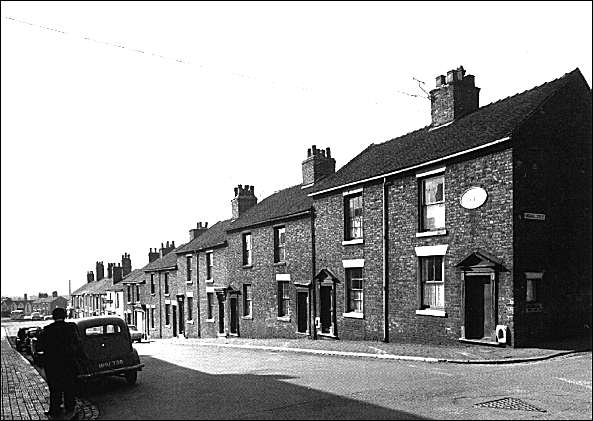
(383, 177), (390, 343)
(158, 272), (163, 339)
(196, 252), (201, 338)
(311, 208), (317, 340)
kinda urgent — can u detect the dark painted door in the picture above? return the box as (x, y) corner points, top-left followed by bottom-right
(218, 298), (225, 334)
(229, 297), (238, 334)
(172, 306), (177, 337)
(178, 298), (185, 337)
(297, 291), (308, 333)
(465, 275), (492, 339)
(320, 286), (332, 334)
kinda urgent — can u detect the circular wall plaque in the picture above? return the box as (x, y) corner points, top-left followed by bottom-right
(460, 187), (487, 209)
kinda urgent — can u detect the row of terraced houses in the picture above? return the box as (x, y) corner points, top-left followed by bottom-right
(70, 66), (592, 347)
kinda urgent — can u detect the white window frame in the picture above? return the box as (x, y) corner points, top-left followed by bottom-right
(415, 245), (448, 317)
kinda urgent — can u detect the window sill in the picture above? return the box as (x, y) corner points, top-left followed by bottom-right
(343, 312), (364, 319)
(186, 281), (193, 285)
(416, 309), (447, 317)
(186, 320), (194, 324)
(151, 293), (155, 296)
(416, 229), (447, 238)
(164, 294), (170, 297)
(526, 303), (543, 313)
(206, 279), (214, 284)
(242, 264), (253, 269)
(277, 316), (291, 322)
(342, 238), (363, 246)
(206, 318), (215, 323)
(273, 261), (286, 266)
(241, 315), (253, 320)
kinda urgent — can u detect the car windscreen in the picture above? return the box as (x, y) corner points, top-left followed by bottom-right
(84, 324), (123, 336)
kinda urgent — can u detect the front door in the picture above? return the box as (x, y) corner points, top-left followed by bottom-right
(465, 275), (493, 339)
(178, 298), (185, 337)
(136, 311), (144, 339)
(319, 286), (333, 334)
(172, 305), (177, 337)
(218, 297), (225, 334)
(297, 291), (308, 333)
(229, 297), (238, 335)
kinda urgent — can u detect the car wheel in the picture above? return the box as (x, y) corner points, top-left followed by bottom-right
(125, 371), (137, 385)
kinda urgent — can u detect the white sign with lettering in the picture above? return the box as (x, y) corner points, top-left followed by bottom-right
(460, 187), (488, 209)
(524, 213), (546, 221)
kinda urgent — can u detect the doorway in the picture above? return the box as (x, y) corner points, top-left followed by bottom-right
(218, 297), (225, 334)
(229, 297), (238, 335)
(319, 285), (333, 334)
(465, 275), (494, 339)
(296, 291), (308, 333)
(172, 305), (177, 337)
(178, 297), (185, 337)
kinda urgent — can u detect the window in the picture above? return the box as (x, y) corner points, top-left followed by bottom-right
(165, 304), (170, 325)
(206, 252), (213, 280)
(115, 293), (119, 308)
(344, 193), (363, 240)
(164, 272), (169, 295)
(419, 256), (444, 309)
(186, 256), (192, 282)
(136, 285), (140, 302)
(274, 227), (286, 263)
(277, 281), (290, 317)
(127, 286), (131, 303)
(207, 293), (214, 319)
(150, 274), (155, 294)
(243, 284), (252, 317)
(150, 308), (155, 328)
(525, 272), (543, 303)
(242, 233), (252, 266)
(420, 175), (445, 231)
(187, 297), (193, 320)
(345, 268), (364, 313)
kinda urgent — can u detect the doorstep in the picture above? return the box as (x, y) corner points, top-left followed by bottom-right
(459, 337), (505, 347)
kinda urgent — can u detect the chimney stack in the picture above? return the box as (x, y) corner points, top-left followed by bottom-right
(52, 291), (57, 298)
(107, 263), (115, 279)
(121, 253), (132, 277)
(231, 185), (258, 220)
(430, 66), (480, 126)
(24, 293), (28, 301)
(159, 241), (175, 258)
(189, 222), (209, 241)
(148, 248), (160, 263)
(87, 271), (95, 283)
(96, 261), (104, 281)
(113, 264), (123, 284)
(302, 144), (336, 186)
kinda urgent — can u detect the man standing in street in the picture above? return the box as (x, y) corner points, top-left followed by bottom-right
(41, 307), (83, 419)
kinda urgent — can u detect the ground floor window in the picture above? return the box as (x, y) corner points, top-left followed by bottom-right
(243, 284), (252, 317)
(187, 297), (193, 320)
(278, 281), (290, 317)
(165, 304), (170, 325)
(150, 308), (155, 328)
(419, 256), (444, 309)
(345, 268), (364, 313)
(525, 272), (543, 303)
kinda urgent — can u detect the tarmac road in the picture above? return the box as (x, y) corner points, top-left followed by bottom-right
(78, 339), (591, 420)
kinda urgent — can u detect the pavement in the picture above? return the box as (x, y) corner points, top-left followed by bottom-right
(0, 327), (98, 421)
(1, 324), (590, 421)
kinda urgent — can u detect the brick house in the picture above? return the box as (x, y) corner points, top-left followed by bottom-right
(175, 219), (231, 338)
(223, 147), (336, 339)
(32, 292), (68, 316)
(306, 67), (591, 347)
(141, 241), (182, 339)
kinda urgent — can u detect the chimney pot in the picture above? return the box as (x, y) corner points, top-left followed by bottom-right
(171, 241), (175, 248)
(326, 147), (331, 158)
(205, 222), (209, 228)
(436, 75), (446, 87)
(312, 145), (317, 154)
(307, 148), (311, 157)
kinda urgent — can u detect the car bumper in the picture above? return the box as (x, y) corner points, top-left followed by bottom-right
(77, 363), (144, 379)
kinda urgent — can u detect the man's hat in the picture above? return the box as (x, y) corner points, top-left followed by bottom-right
(52, 307), (67, 320)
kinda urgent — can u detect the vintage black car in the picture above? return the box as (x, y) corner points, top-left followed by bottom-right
(74, 316), (144, 385)
(25, 327), (43, 355)
(15, 326), (35, 352)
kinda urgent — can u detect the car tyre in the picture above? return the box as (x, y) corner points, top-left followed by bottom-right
(125, 371), (137, 385)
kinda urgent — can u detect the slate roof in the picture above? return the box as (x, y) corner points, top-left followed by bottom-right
(175, 219), (232, 254)
(34, 296), (67, 304)
(117, 268), (146, 286)
(144, 244), (186, 272)
(227, 184), (313, 232)
(71, 278), (112, 296)
(309, 69), (583, 195)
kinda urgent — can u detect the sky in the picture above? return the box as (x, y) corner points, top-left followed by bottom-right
(1, 1), (592, 298)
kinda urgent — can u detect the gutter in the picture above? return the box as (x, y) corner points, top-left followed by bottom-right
(226, 209), (312, 233)
(308, 136), (512, 197)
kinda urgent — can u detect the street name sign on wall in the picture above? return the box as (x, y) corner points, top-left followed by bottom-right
(524, 212), (546, 221)
(460, 187), (488, 209)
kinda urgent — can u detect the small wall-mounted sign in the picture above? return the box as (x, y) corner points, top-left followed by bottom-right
(524, 212), (546, 221)
(460, 187), (488, 209)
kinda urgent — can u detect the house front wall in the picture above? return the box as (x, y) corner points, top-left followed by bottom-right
(174, 253), (199, 338)
(226, 216), (313, 339)
(314, 147), (515, 345)
(197, 247), (227, 338)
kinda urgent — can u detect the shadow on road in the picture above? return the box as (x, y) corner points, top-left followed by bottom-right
(78, 355), (428, 420)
